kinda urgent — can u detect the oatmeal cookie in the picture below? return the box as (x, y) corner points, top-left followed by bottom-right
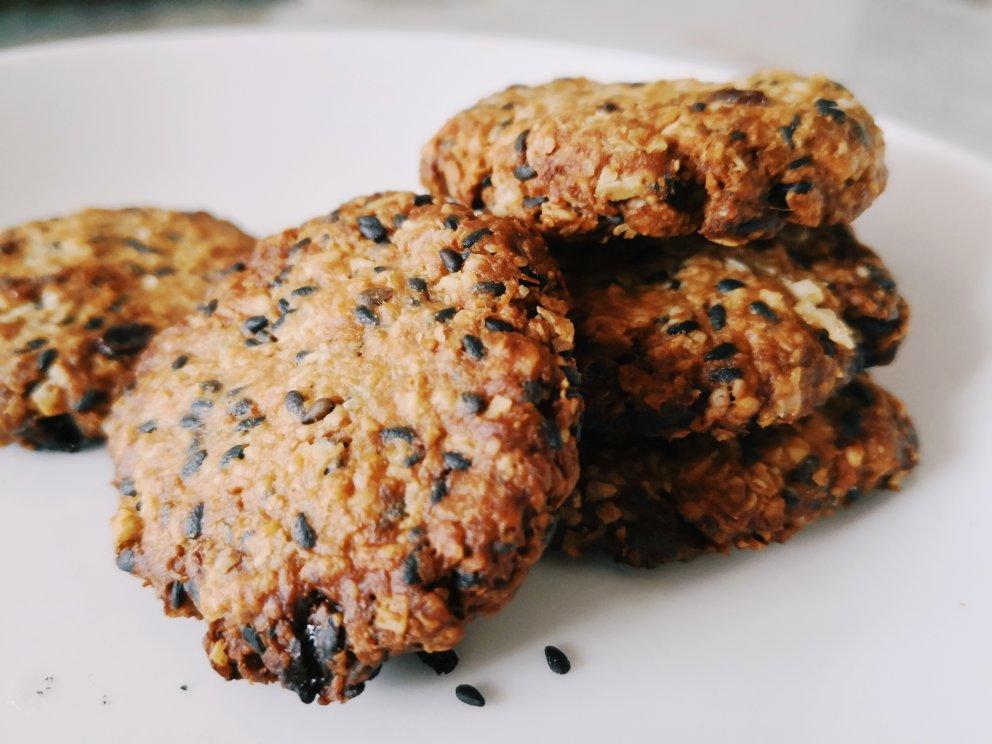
(107, 192), (581, 704)
(557, 377), (918, 567)
(0, 208), (254, 450)
(563, 224), (907, 439)
(421, 72), (885, 244)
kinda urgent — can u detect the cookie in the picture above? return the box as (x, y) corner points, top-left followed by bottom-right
(557, 376), (918, 567)
(562, 224), (908, 440)
(421, 72), (885, 245)
(107, 192), (581, 704)
(0, 208), (254, 451)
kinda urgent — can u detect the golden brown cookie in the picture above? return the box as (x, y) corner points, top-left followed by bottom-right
(563, 224), (907, 440)
(421, 72), (885, 244)
(557, 377), (918, 567)
(107, 192), (581, 704)
(0, 208), (254, 450)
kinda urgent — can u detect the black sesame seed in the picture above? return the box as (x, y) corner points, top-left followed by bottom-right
(380, 426), (417, 443)
(403, 450), (425, 467)
(407, 277), (428, 292)
(354, 305), (379, 326)
(462, 228), (493, 249)
(138, 419), (157, 434)
(295, 350), (311, 363)
(780, 114), (801, 147)
(96, 323), (154, 359)
(540, 418), (563, 451)
(181, 450), (207, 480)
(709, 367), (743, 384)
(199, 380), (222, 393)
(243, 316), (268, 334)
(168, 581), (186, 610)
(544, 645), (571, 674)
(443, 215), (460, 230)
(474, 281), (506, 297)
(74, 388), (108, 413)
(523, 380), (549, 404)
(453, 569), (482, 590)
(417, 650), (458, 675)
(172, 354), (189, 370)
(179, 414), (201, 430)
(513, 129), (529, 153)
(84, 317), (104, 330)
(116, 549), (135, 573)
(439, 248), (464, 272)
(690, 101), (707, 112)
(357, 215), (388, 243)
(293, 513), (317, 549)
(705, 342), (738, 361)
(300, 398), (334, 425)
(598, 101), (620, 112)
(443, 451), (472, 471)
(716, 278), (745, 293)
(228, 398), (253, 417)
(239, 625), (266, 655)
(413, 194), (434, 206)
(220, 444), (246, 467)
(666, 320), (699, 335)
(221, 261), (246, 275)
(749, 301), (780, 322)
(461, 335), (485, 360)
(455, 684), (485, 707)
(344, 683), (365, 700)
(729, 130), (746, 142)
(402, 554), (421, 585)
(430, 478), (448, 504)
(185, 503), (204, 538)
(787, 155), (813, 170)
(25, 337), (48, 350)
(519, 265), (547, 285)
(513, 164), (537, 181)
(522, 196), (549, 208)
(460, 393), (486, 414)
(235, 415), (265, 432)
(434, 307), (458, 323)
(815, 98), (846, 122)
(285, 390), (305, 418)
(484, 317), (516, 332)
(119, 477), (136, 497)
(291, 285), (317, 297)
(36, 347), (58, 372)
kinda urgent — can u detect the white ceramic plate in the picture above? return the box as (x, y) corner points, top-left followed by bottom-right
(1, 29), (990, 744)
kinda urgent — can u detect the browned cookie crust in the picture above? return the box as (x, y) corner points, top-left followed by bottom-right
(107, 192), (581, 704)
(421, 72), (886, 244)
(563, 224), (908, 440)
(557, 376), (918, 567)
(0, 208), (254, 451)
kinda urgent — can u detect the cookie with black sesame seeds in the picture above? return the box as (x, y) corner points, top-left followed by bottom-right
(421, 71), (885, 245)
(0, 208), (255, 451)
(561, 223), (908, 440)
(557, 376), (918, 567)
(106, 191), (581, 705)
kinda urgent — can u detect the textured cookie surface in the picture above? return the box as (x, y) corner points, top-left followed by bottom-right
(107, 193), (581, 704)
(563, 224), (907, 439)
(558, 377), (918, 567)
(0, 208), (254, 450)
(422, 72), (886, 244)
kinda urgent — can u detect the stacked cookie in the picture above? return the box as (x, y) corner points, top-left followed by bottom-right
(422, 70), (918, 567)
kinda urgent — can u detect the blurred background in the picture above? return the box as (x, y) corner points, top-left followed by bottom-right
(2, 0), (990, 156)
